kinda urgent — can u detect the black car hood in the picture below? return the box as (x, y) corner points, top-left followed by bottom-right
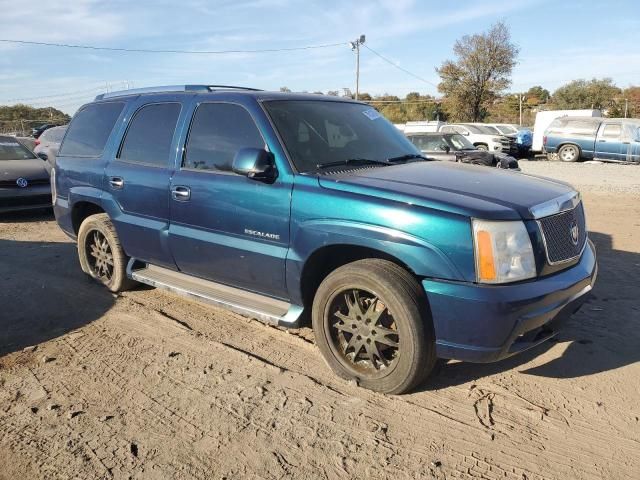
(0, 159), (50, 183)
(318, 161), (574, 220)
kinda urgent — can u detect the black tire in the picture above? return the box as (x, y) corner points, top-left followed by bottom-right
(475, 144), (489, 151)
(558, 144), (580, 162)
(312, 259), (436, 394)
(77, 213), (135, 293)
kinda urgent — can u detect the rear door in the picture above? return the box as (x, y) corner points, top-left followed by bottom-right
(595, 122), (623, 160)
(168, 101), (291, 299)
(104, 97), (184, 268)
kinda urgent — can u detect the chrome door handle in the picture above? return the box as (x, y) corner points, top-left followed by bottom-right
(109, 176), (124, 189)
(171, 186), (191, 201)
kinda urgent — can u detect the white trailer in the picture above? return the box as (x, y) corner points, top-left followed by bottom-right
(532, 109), (601, 152)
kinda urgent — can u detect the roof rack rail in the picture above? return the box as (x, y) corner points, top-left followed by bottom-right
(94, 84), (262, 101)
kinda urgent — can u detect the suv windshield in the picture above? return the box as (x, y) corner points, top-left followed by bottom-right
(495, 125), (518, 134)
(0, 138), (37, 160)
(263, 100), (420, 172)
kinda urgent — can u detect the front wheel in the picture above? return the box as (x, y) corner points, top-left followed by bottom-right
(475, 144), (489, 151)
(558, 144), (580, 162)
(77, 213), (135, 293)
(312, 259), (436, 394)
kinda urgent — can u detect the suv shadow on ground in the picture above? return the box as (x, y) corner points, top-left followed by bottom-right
(0, 216), (114, 357)
(426, 230), (639, 390)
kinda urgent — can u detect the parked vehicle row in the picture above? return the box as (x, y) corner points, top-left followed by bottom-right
(51, 85), (597, 394)
(543, 116), (640, 163)
(34, 125), (67, 166)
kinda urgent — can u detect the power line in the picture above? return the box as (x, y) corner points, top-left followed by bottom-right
(363, 45), (439, 88)
(0, 85), (110, 104)
(0, 38), (347, 55)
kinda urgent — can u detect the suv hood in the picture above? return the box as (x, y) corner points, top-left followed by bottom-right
(318, 161), (574, 220)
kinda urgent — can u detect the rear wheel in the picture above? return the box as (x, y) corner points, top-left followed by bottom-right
(77, 213), (135, 293)
(558, 144), (580, 162)
(312, 259), (436, 394)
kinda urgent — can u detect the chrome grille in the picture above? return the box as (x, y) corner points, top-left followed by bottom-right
(538, 202), (587, 264)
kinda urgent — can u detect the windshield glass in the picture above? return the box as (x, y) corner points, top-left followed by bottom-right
(460, 124), (490, 134)
(263, 100), (419, 172)
(0, 138), (37, 160)
(495, 125), (518, 134)
(447, 134), (475, 149)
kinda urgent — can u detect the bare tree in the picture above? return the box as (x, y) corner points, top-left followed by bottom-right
(437, 22), (518, 121)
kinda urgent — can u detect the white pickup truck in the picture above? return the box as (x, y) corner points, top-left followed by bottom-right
(440, 123), (515, 154)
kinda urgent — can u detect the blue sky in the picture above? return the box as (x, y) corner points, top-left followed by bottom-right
(1, 0), (639, 114)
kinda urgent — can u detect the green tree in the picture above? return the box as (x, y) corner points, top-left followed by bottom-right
(279, 86), (292, 92)
(525, 85), (550, 106)
(437, 22), (519, 122)
(552, 78), (621, 111)
(0, 104), (71, 135)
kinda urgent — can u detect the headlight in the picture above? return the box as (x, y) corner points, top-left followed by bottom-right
(492, 137), (503, 142)
(472, 219), (535, 284)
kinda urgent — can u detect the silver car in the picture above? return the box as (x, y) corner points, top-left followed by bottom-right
(34, 125), (67, 167)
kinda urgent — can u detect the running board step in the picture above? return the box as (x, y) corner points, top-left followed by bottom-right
(127, 261), (303, 326)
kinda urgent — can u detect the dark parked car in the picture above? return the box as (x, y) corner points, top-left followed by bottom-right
(53, 85), (597, 394)
(31, 123), (59, 139)
(0, 135), (52, 212)
(406, 132), (519, 169)
(543, 116), (640, 162)
(34, 125), (67, 166)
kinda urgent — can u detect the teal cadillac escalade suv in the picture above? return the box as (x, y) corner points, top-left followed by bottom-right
(52, 85), (597, 394)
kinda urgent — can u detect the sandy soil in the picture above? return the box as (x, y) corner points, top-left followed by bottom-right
(1, 163), (639, 480)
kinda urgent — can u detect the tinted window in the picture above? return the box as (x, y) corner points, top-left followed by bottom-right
(59, 102), (124, 156)
(119, 103), (181, 166)
(565, 120), (599, 136)
(601, 124), (621, 139)
(184, 103), (264, 172)
(409, 135), (448, 151)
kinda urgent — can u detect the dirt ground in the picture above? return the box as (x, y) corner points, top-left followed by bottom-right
(1, 162), (639, 480)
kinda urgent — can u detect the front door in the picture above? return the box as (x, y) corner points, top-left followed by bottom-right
(168, 102), (291, 299)
(595, 122), (623, 161)
(104, 99), (183, 268)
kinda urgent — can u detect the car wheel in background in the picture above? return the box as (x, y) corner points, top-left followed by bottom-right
(77, 213), (136, 293)
(475, 144), (488, 151)
(312, 259), (436, 394)
(558, 144), (580, 162)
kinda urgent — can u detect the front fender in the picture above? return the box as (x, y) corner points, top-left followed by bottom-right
(286, 218), (473, 305)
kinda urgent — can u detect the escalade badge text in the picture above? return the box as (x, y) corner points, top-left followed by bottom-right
(245, 228), (280, 240)
(570, 222), (579, 245)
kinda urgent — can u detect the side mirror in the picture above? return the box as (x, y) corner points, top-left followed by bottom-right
(462, 131), (469, 136)
(232, 148), (277, 183)
(36, 152), (48, 161)
(443, 145), (451, 153)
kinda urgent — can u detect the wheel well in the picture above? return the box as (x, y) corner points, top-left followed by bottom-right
(474, 142), (488, 147)
(71, 201), (105, 234)
(300, 245), (417, 310)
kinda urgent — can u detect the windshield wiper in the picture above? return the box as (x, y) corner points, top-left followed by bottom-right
(386, 153), (430, 163)
(316, 158), (390, 169)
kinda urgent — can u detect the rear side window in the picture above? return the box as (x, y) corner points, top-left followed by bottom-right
(601, 124), (621, 139)
(565, 120), (598, 136)
(184, 103), (264, 172)
(119, 103), (181, 167)
(59, 102), (124, 156)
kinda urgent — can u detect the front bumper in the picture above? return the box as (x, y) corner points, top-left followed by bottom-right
(0, 185), (52, 213)
(423, 239), (597, 363)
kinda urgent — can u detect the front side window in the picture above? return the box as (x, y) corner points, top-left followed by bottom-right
(264, 100), (419, 172)
(184, 103), (265, 172)
(447, 134), (475, 150)
(119, 103), (181, 167)
(59, 102), (124, 156)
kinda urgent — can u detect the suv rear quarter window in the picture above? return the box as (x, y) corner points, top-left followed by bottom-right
(184, 103), (264, 172)
(118, 103), (181, 167)
(59, 102), (124, 157)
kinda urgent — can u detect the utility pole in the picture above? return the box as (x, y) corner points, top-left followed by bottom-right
(624, 98), (628, 118)
(350, 34), (366, 100)
(519, 93), (524, 126)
